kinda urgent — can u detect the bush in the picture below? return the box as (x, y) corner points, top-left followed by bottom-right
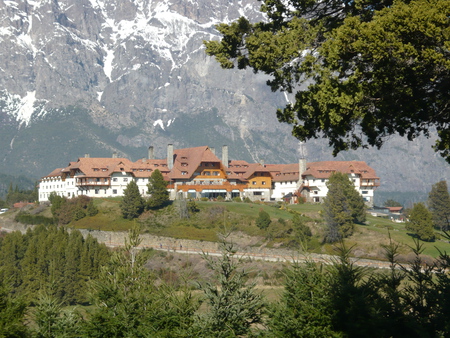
(244, 197), (252, 203)
(15, 212), (54, 226)
(233, 197), (242, 202)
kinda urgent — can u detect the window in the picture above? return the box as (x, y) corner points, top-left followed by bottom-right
(95, 189), (99, 194)
(253, 191), (262, 195)
(113, 189), (117, 194)
(314, 190), (318, 194)
(94, 168), (99, 172)
(362, 191), (368, 194)
(102, 168), (107, 171)
(182, 171), (187, 175)
(262, 181), (266, 185)
(113, 178), (118, 182)
(252, 181), (257, 185)
(123, 178), (128, 182)
(96, 178), (100, 182)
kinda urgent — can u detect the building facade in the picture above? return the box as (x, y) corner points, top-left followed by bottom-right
(39, 145), (380, 205)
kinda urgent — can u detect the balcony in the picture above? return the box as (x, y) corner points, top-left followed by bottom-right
(76, 179), (110, 186)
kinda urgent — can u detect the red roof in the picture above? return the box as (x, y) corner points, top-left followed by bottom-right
(302, 161), (379, 180)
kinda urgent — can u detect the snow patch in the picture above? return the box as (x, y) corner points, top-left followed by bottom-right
(2, 90), (48, 126)
(153, 119), (165, 130)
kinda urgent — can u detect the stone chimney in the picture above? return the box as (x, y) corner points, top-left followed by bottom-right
(167, 144), (174, 170)
(84, 153), (90, 158)
(210, 147), (215, 155)
(112, 152), (117, 158)
(222, 145), (228, 167)
(299, 158), (307, 183)
(148, 146), (154, 160)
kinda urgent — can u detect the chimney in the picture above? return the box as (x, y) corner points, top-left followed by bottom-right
(222, 145), (228, 167)
(148, 146), (154, 160)
(260, 159), (265, 167)
(84, 153), (90, 158)
(210, 147), (215, 155)
(299, 158), (307, 183)
(167, 144), (174, 170)
(112, 152), (117, 158)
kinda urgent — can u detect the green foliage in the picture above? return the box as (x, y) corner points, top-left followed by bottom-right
(406, 203), (435, 242)
(244, 197), (252, 203)
(291, 214), (312, 244)
(187, 200), (200, 214)
(428, 180), (450, 231)
(50, 195), (97, 225)
(268, 261), (341, 337)
(14, 212), (54, 226)
(33, 291), (83, 338)
(147, 169), (170, 210)
(0, 279), (28, 337)
(205, 0), (450, 162)
(195, 243), (265, 337)
(383, 199), (403, 207)
(86, 227), (197, 337)
(256, 209), (272, 229)
(120, 180), (145, 219)
(323, 173), (356, 242)
(0, 225), (109, 305)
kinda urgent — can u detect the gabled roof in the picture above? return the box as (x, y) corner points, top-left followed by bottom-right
(169, 146), (222, 180)
(66, 157), (135, 178)
(42, 168), (64, 178)
(266, 163), (300, 182)
(302, 161), (379, 179)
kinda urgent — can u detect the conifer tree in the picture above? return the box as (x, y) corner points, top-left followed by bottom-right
(406, 203), (435, 242)
(323, 173), (355, 242)
(120, 180), (145, 219)
(195, 242), (265, 337)
(256, 209), (271, 230)
(428, 180), (450, 231)
(147, 169), (169, 209)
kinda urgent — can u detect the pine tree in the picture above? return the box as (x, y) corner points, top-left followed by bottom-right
(147, 169), (169, 209)
(406, 203), (435, 242)
(323, 173), (355, 242)
(195, 242), (265, 337)
(256, 209), (271, 230)
(120, 180), (145, 219)
(428, 180), (450, 231)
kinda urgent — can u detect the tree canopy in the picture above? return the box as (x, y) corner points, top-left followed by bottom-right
(147, 169), (170, 210)
(204, 0), (450, 162)
(428, 180), (450, 231)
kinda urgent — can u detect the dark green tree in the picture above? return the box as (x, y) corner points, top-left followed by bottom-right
(85, 226), (196, 337)
(33, 291), (83, 338)
(291, 214), (312, 244)
(204, 0), (450, 162)
(406, 203), (435, 242)
(0, 279), (28, 337)
(120, 180), (145, 219)
(195, 243), (265, 337)
(268, 261), (340, 337)
(428, 180), (450, 231)
(384, 199), (403, 207)
(322, 173), (356, 242)
(256, 209), (272, 230)
(147, 169), (169, 209)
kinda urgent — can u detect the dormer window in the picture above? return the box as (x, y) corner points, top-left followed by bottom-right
(181, 163), (188, 167)
(181, 171), (188, 175)
(120, 168), (124, 171)
(102, 169), (107, 172)
(93, 168), (99, 172)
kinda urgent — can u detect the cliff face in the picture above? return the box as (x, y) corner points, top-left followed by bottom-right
(0, 0), (448, 201)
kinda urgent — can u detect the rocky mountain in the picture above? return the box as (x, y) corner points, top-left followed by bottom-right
(0, 0), (448, 206)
